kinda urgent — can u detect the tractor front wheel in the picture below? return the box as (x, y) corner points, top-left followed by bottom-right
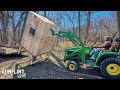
(100, 58), (120, 79)
(67, 61), (79, 72)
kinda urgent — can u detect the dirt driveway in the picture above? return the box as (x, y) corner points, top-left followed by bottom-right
(0, 45), (104, 79)
(19, 50), (104, 79)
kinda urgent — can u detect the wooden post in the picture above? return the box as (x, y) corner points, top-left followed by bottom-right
(30, 56), (37, 65)
(18, 44), (22, 54)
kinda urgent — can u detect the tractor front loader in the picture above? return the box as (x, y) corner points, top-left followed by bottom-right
(50, 28), (120, 79)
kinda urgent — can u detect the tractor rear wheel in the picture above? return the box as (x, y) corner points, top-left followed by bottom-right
(100, 58), (120, 79)
(67, 60), (79, 72)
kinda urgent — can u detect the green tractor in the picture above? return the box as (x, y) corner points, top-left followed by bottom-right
(50, 28), (120, 79)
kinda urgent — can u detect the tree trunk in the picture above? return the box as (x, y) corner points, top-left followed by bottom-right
(12, 28), (17, 45)
(1, 12), (8, 45)
(78, 11), (81, 40)
(11, 11), (25, 46)
(117, 11), (120, 37)
(84, 11), (91, 44)
(44, 11), (46, 17)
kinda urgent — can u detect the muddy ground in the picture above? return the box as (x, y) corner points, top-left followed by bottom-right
(0, 42), (104, 79)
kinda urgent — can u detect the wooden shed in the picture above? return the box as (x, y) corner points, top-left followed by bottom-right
(20, 11), (60, 56)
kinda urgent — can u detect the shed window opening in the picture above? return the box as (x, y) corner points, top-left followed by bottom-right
(29, 27), (36, 36)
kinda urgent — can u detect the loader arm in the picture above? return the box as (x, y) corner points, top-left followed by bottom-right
(50, 28), (88, 62)
(50, 28), (85, 47)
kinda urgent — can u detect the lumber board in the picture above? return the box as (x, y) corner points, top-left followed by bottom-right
(0, 47), (18, 55)
(38, 36), (56, 55)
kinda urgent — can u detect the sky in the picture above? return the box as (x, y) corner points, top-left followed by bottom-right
(81, 11), (115, 25)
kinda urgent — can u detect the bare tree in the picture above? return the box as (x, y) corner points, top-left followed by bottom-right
(78, 11), (81, 40)
(0, 11), (10, 45)
(84, 11), (91, 44)
(117, 11), (120, 37)
(64, 11), (77, 35)
(10, 11), (25, 46)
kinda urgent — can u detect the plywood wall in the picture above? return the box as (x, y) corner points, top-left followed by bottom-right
(21, 11), (60, 56)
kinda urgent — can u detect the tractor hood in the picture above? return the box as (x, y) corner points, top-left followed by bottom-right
(65, 46), (92, 54)
(65, 46), (82, 52)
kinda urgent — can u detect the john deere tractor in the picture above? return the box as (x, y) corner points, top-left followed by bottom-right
(50, 28), (120, 79)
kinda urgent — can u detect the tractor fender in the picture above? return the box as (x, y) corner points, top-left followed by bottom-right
(96, 54), (117, 65)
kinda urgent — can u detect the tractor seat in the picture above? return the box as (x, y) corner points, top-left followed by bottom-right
(100, 46), (113, 53)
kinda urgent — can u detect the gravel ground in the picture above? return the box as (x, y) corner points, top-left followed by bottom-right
(21, 52), (103, 79)
(0, 45), (104, 79)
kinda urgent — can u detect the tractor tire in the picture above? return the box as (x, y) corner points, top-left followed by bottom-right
(100, 58), (120, 79)
(67, 60), (79, 72)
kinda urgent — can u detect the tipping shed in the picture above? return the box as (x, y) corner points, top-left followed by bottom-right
(20, 11), (60, 57)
